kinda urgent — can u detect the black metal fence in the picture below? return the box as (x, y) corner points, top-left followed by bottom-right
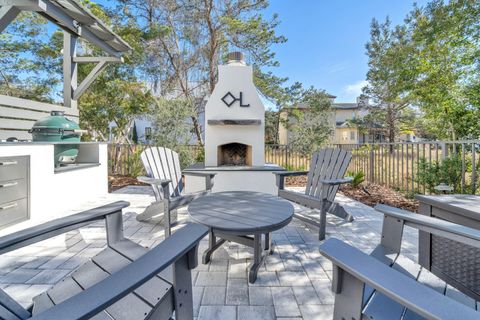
(108, 140), (480, 195)
(337, 141), (480, 195)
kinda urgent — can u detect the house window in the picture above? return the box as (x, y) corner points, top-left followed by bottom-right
(342, 131), (348, 141)
(145, 127), (152, 140)
(350, 131), (356, 140)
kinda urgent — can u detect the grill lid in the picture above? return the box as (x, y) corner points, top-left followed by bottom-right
(30, 111), (80, 134)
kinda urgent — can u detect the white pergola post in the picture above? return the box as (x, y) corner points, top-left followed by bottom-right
(63, 32), (77, 109)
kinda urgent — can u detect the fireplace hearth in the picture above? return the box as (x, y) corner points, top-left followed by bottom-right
(218, 143), (252, 166)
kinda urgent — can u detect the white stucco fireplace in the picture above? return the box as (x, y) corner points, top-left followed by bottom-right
(184, 52), (283, 194)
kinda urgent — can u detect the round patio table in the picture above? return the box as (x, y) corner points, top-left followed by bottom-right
(188, 191), (294, 283)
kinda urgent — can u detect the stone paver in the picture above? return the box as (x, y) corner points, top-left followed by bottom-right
(292, 286), (321, 305)
(299, 304), (334, 320)
(226, 278), (249, 305)
(202, 286), (226, 305)
(238, 306), (275, 320)
(196, 271), (228, 286)
(249, 287), (273, 306)
(198, 305), (236, 320)
(0, 186), (419, 319)
(271, 287), (301, 317)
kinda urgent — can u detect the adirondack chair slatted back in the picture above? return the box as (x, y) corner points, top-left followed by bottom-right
(305, 148), (352, 203)
(141, 147), (183, 200)
(0, 288), (30, 319)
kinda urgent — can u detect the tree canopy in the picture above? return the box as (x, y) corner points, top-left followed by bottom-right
(363, 0), (480, 141)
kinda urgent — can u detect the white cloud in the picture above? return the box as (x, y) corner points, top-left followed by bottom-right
(344, 80), (368, 97)
(327, 61), (350, 74)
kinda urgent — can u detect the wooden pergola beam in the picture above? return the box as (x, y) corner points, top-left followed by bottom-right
(73, 56), (123, 63)
(0, 5), (20, 33)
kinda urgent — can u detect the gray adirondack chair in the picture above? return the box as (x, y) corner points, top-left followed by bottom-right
(137, 146), (215, 236)
(274, 148), (353, 240)
(320, 205), (480, 320)
(0, 201), (208, 320)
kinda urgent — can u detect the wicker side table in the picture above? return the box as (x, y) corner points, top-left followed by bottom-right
(416, 194), (480, 301)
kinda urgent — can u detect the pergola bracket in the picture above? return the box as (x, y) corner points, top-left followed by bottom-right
(73, 60), (109, 100)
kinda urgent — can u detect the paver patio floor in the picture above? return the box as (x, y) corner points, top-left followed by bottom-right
(0, 186), (420, 319)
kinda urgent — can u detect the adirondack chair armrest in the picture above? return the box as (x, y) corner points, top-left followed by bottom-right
(320, 177), (353, 186)
(0, 201), (130, 255)
(30, 223), (209, 320)
(319, 238), (480, 320)
(182, 171), (216, 190)
(273, 171), (309, 189)
(182, 171), (217, 178)
(137, 176), (171, 188)
(375, 204), (480, 249)
(273, 171), (309, 177)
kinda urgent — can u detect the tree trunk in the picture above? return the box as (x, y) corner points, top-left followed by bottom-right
(387, 105), (395, 153)
(273, 110), (281, 144)
(192, 115), (204, 146)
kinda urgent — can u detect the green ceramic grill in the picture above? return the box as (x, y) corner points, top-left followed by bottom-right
(29, 111), (86, 166)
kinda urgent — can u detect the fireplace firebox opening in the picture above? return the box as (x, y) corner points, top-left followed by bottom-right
(217, 143), (252, 166)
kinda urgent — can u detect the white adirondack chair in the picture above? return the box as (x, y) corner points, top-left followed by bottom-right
(137, 147), (215, 236)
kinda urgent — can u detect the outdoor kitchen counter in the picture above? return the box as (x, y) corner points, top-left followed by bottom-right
(0, 142), (108, 229)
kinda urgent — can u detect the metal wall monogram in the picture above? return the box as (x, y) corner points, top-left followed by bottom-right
(221, 91), (250, 107)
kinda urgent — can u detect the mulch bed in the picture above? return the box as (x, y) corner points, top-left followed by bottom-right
(285, 176), (418, 212)
(339, 183), (418, 212)
(110, 174), (419, 212)
(108, 175), (147, 192)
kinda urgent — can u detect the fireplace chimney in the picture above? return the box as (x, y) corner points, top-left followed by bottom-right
(227, 51), (246, 65)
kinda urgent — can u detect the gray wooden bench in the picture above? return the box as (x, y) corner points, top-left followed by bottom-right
(319, 204), (480, 320)
(138, 146), (215, 236)
(0, 201), (208, 320)
(274, 148), (353, 240)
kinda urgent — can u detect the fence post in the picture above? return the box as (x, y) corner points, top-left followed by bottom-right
(440, 142), (448, 160)
(369, 147), (375, 182)
(285, 144), (289, 168)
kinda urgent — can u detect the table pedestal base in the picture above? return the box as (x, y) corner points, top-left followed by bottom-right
(202, 229), (274, 283)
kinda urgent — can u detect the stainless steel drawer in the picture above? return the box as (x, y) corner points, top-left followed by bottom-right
(0, 178), (27, 204)
(0, 198), (28, 229)
(0, 156), (28, 181)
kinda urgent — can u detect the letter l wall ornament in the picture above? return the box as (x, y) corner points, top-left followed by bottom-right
(239, 92), (250, 107)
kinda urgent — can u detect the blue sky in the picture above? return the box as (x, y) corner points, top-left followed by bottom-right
(261, 0), (429, 102)
(53, 1), (428, 103)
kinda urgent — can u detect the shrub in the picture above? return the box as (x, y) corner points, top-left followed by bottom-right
(284, 164), (306, 171)
(347, 171), (365, 188)
(416, 155), (463, 193)
(125, 147), (146, 177)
